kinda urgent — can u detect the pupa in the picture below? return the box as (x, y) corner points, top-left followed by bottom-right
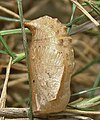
(24, 16), (74, 114)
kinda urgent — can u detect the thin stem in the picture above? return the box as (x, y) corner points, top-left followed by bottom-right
(82, 1), (100, 6)
(0, 50), (7, 54)
(0, 6), (19, 19)
(90, 72), (100, 97)
(85, 1), (100, 16)
(67, 2), (76, 33)
(0, 28), (30, 36)
(70, 0), (99, 26)
(66, 10), (93, 27)
(0, 35), (16, 58)
(0, 16), (20, 22)
(17, 0), (33, 119)
(0, 57), (12, 120)
(0, 16), (30, 22)
(12, 53), (25, 64)
(73, 56), (100, 77)
(71, 87), (100, 96)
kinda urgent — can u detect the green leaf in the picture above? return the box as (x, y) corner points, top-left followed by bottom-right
(0, 35), (16, 58)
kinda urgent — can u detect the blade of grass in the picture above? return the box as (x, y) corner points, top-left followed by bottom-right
(65, 108), (100, 115)
(0, 16), (30, 22)
(70, 0), (99, 26)
(90, 72), (100, 97)
(71, 87), (100, 96)
(73, 56), (100, 77)
(66, 10), (93, 27)
(0, 50), (7, 54)
(0, 16), (20, 22)
(91, 4), (100, 15)
(69, 19), (100, 35)
(0, 57), (12, 120)
(67, 2), (76, 33)
(0, 28), (30, 36)
(84, 31), (100, 37)
(69, 95), (100, 109)
(12, 53), (25, 64)
(0, 35), (16, 58)
(85, 1), (100, 16)
(17, 0), (33, 119)
(82, 1), (100, 6)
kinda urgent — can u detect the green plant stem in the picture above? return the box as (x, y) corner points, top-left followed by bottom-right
(82, 1), (100, 6)
(73, 56), (100, 77)
(66, 10), (93, 27)
(72, 87), (100, 97)
(17, 0), (33, 119)
(69, 95), (100, 109)
(12, 53), (25, 64)
(67, 3), (76, 33)
(0, 16), (20, 22)
(85, 1), (100, 16)
(84, 31), (100, 37)
(0, 50), (7, 54)
(90, 72), (100, 97)
(0, 35), (16, 58)
(0, 28), (30, 36)
(0, 16), (30, 22)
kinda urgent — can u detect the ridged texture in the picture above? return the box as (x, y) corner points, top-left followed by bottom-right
(24, 16), (75, 114)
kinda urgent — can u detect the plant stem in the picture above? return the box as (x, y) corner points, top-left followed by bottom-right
(90, 72), (100, 97)
(72, 87), (100, 96)
(73, 56), (100, 77)
(0, 28), (30, 36)
(0, 35), (16, 58)
(67, 3), (76, 33)
(17, 0), (33, 119)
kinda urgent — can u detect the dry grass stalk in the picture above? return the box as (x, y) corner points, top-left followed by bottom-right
(0, 57), (12, 120)
(70, 0), (99, 26)
(0, 6), (19, 18)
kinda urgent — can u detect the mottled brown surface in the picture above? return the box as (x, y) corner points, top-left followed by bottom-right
(25, 16), (74, 114)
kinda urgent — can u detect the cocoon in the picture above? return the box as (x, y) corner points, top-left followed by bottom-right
(24, 16), (74, 114)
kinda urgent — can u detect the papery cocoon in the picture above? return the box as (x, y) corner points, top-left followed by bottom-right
(24, 16), (75, 114)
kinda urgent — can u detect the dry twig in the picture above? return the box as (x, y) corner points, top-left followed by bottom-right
(0, 107), (99, 118)
(0, 57), (12, 120)
(0, 107), (95, 120)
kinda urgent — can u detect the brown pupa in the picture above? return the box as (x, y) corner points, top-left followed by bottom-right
(24, 16), (74, 114)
